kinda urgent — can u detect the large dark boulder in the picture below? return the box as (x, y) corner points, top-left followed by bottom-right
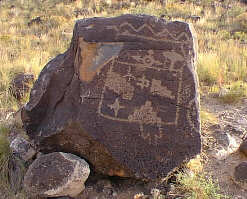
(22, 14), (201, 180)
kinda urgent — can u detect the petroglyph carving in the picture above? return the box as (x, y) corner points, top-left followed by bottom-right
(105, 70), (134, 100)
(123, 66), (136, 82)
(137, 75), (150, 90)
(132, 101), (164, 145)
(128, 101), (162, 125)
(106, 22), (191, 43)
(108, 98), (124, 117)
(99, 50), (183, 127)
(139, 123), (163, 146)
(132, 50), (161, 68)
(118, 50), (185, 73)
(162, 51), (185, 71)
(151, 79), (175, 99)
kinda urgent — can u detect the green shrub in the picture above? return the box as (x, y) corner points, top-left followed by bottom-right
(176, 171), (228, 199)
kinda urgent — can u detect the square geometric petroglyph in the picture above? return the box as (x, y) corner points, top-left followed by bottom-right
(98, 49), (185, 145)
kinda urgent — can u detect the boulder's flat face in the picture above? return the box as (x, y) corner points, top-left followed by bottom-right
(22, 14), (201, 180)
(23, 152), (90, 197)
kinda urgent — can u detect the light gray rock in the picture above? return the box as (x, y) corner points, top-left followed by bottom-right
(10, 137), (36, 161)
(24, 152), (90, 197)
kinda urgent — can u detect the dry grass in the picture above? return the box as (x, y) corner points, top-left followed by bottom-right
(175, 171), (228, 199)
(0, 0), (247, 107)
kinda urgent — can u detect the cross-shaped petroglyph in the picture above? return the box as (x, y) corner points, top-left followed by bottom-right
(137, 75), (150, 90)
(108, 98), (125, 117)
(123, 66), (136, 82)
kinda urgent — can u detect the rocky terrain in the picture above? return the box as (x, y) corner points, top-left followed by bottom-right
(4, 94), (247, 199)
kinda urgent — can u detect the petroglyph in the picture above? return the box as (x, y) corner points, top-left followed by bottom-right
(98, 48), (185, 130)
(162, 51), (185, 71)
(133, 102), (164, 146)
(139, 123), (163, 146)
(137, 75), (150, 90)
(117, 50), (185, 73)
(106, 22), (191, 43)
(128, 101), (162, 125)
(99, 56), (182, 127)
(105, 70), (134, 100)
(108, 98), (125, 117)
(150, 79), (175, 99)
(123, 66), (136, 82)
(132, 50), (162, 68)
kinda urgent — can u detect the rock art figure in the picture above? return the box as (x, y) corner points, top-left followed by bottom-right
(22, 14), (201, 180)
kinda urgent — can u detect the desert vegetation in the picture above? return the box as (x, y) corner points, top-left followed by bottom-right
(0, 0), (247, 198)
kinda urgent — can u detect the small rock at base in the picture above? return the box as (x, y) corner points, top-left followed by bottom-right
(24, 152), (90, 198)
(234, 161), (247, 185)
(239, 140), (247, 156)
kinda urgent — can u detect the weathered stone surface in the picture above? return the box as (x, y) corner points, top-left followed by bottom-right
(10, 137), (36, 161)
(234, 161), (247, 187)
(22, 14), (201, 180)
(9, 73), (34, 101)
(24, 152), (90, 197)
